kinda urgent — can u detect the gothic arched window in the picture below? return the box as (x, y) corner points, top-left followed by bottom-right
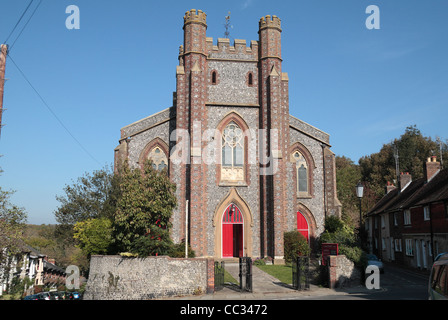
(293, 151), (309, 196)
(221, 121), (244, 182)
(148, 146), (168, 171)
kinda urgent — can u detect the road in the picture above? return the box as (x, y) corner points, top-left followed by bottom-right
(298, 262), (430, 300)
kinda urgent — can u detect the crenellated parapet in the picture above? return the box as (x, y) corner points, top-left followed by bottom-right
(183, 9), (207, 27)
(206, 38), (258, 61)
(259, 15), (282, 31)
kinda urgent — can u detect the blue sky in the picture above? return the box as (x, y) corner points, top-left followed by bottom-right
(1, 0), (447, 225)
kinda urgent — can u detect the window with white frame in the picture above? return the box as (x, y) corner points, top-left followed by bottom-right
(404, 209), (411, 225)
(221, 121), (244, 182)
(405, 239), (413, 256)
(423, 206), (430, 221)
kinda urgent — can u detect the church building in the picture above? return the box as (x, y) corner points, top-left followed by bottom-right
(114, 9), (341, 262)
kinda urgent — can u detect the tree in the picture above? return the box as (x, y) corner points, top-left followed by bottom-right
(112, 161), (177, 255)
(359, 125), (447, 200)
(73, 217), (113, 257)
(335, 156), (361, 226)
(54, 164), (118, 225)
(0, 188), (27, 264)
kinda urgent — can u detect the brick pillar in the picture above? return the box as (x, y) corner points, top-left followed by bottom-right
(206, 258), (215, 294)
(328, 255), (338, 289)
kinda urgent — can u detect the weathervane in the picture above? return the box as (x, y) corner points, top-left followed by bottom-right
(224, 11), (232, 39)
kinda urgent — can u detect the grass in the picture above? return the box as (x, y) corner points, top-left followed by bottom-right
(224, 270), (238, 284)
(255, 264), (293, 285)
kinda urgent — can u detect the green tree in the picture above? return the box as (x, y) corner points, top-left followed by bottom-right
(112, 161), (177, 255)
(54, 164), (118, 225)
(73, 217), (113, 257)
(0, 188), (27, 264)
(359, 125), (447, 201)
(335, 156), (361, 226)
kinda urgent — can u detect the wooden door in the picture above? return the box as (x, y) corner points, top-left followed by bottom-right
(222, 204), (244, 258)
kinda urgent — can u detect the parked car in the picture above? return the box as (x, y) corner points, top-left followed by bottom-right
(49, 291), (61, 300)
(429, 252), (448, 300)
(23, 294), (40, 300)
(36, 292), (52, 300)
(366, 254), (384, 273)
(64, 291), (74, 300)
(72, 292), (82, 300)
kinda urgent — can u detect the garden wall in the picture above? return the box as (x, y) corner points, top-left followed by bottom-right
(328, 255), (362, 288)
(83, 255), (214, 300)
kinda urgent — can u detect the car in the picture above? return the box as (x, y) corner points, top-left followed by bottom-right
(23, 294), (40, 300)
(36, 292), (52, 300)
(64, 291), (74, 300)
(72, 292), (82, 300)
(366, 254), (384, 273)
(428, 252), (448, 300)
(49, 291), (61, 300)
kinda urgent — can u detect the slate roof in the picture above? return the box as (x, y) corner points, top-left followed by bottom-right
(366, 168), (448, 217)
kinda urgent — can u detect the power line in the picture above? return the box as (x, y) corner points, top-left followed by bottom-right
(9, 0), (43, 53)
(4, 0), (35, 44)
(7, 53), (101, 165)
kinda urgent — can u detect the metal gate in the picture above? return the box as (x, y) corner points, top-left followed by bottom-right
(292, 256), (310, 290)
(214, 261), (225, 291)
(239, 257), (252, 292)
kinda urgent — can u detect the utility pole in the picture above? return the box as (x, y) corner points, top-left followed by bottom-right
(0, 44), (8, 137)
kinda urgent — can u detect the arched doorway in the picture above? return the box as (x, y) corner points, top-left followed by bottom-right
(297, 211), (309, 242)
(222, 203), (244, 258)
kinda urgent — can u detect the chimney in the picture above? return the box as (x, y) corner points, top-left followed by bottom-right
(400, 172), (412, 191)
(424, 156), (440, 182)
(386, 181), (396, 194)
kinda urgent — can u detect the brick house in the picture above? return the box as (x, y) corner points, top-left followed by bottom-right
(114, 9), (341, 262)
(365, 156), (448, 270)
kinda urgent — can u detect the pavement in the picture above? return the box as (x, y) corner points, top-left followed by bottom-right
(169, 262), (374, 300)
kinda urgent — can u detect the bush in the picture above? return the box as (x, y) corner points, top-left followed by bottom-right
(320, 216), (366, 268)
(284, 231), (310, 263)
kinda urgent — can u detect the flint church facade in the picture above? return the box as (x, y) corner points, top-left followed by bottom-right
(114, 10), (341, 262)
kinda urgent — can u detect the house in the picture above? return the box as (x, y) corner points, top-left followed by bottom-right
(365, 156), (448, 271)
(0, 243), (66, 296)
(114, 9), (342, 262)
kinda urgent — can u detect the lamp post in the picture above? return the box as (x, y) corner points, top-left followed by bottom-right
(355, 182), (364, 247)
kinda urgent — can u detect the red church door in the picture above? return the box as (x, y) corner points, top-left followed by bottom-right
(222, 204), (244, 258)
(297, 211), (309, 241)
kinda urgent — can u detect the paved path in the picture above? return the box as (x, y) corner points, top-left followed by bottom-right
(172, 262), (361, 300)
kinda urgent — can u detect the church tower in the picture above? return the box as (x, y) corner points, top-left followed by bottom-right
(174, 10), (209, 255)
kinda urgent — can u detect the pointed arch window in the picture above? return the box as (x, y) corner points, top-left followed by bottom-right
(293, 151), (309, 196)
(212, 71), (217, 85)
(148, 146), (168, 171)
(221, 121), (244, 182)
